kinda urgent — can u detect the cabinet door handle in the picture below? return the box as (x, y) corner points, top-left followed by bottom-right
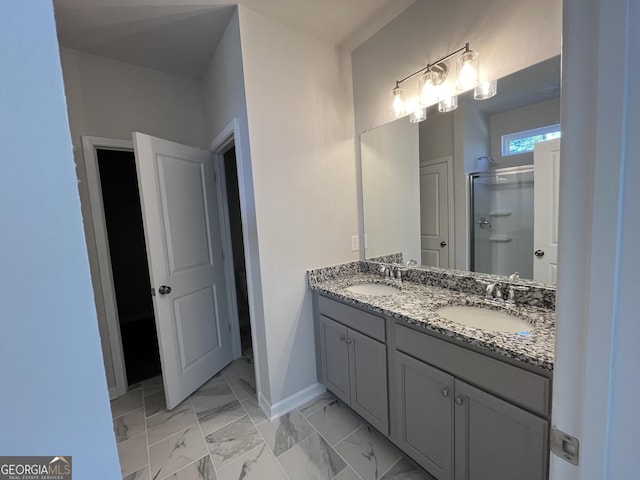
(339, 335), (346, 342)
(345, 337), (353, 344)
(441, 387), (450, 397)
(455, 396), (464, 406)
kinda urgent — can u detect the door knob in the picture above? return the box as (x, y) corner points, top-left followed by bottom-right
(455, 396), (464, 406)
(158, 285), (172, 295)
(534, 249), (545, 257)
(440, 241), (447, 247)
(441, 387), (450, 397)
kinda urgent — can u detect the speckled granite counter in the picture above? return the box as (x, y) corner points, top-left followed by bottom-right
(308, 262), (555, 372)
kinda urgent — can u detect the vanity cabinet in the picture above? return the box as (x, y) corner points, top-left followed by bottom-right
(395, 351), (454, 479)
(394, 323), (549, 480)
(313, 294), (551, 480)
(317, 295), (389, 434)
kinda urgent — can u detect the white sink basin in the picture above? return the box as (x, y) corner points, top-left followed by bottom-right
(345, 283), (400, 296)
(435, 305), (533, 333)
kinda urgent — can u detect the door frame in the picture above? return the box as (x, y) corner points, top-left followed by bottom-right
(209, 118), (261, 398)
(83, 129), (253, 402)
(82, 135), (133, 400)
(419, 155), (455, 268)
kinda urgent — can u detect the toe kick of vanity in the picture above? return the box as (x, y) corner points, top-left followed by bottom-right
(313, 291), (552, 480)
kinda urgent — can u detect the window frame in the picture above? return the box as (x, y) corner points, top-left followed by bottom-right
(501, 124), (562, 156)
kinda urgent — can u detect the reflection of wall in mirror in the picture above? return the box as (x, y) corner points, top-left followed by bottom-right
(361, 120), (420, 261)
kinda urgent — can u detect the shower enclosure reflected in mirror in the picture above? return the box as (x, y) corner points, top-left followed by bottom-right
(470, 167), (534, 279)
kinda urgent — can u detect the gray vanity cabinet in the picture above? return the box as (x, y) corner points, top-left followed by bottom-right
(314, 294), (550, 480)
(393, 323), (550, 480)
(395, 351), (454, 479)
(318, 315), (351, 402)
(453, 380), (548, 480)
(317, 296), (389, 434)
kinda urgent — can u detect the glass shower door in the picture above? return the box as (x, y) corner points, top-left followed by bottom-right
(470, 167), (534, 278)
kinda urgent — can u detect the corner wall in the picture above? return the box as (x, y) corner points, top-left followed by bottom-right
(201, 9), (271, 402)
(237, 6), (359, 407)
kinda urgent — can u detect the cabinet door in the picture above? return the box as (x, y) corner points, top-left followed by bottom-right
(319, 315), (350, 403)
(348, 328), (389, 434)
(454, 380), (548, 480)
(395, 351), (454, 480)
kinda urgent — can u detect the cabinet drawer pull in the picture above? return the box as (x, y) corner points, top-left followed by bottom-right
(455, 396), (464, 406)
(441, 387), (450, 397)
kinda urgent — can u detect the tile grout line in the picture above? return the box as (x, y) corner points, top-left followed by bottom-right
(300, 406), (365, 480)
(208, 369), (288, 479)
(298, 393), (335, 419)
(112, 405), (145, 423)
(251, 414), (292, 480)
(145, 403), (200, 448)
(191, 394), (221, 480)
(142, 384), (152, 480)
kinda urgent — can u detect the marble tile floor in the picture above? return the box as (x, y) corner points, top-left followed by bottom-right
(111, 358), (434, 480)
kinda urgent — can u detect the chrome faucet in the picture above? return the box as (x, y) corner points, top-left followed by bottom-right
(504, 272), (528, 308)
(406, 259), (418, 267)
(378, 263), (404, 282)
(484, 282), (502, 301)
(480, 272), (528, 307)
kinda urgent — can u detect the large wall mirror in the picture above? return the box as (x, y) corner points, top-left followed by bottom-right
(361, 55), (561, 283)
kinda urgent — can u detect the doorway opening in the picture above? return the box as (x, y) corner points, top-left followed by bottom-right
(96, 148), (161, 386)
(222, 146), (253, 359)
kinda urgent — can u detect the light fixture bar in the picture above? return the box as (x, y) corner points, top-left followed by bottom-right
(394, 43), (471, 87)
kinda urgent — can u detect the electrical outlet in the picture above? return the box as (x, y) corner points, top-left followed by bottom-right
(351, 235), (360, 252)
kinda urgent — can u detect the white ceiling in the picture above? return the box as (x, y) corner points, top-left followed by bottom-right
(53, 0), (415, 79)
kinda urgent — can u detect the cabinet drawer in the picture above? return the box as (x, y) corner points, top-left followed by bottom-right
(318, 295), (385, 342)
(394, 323), (550, 417)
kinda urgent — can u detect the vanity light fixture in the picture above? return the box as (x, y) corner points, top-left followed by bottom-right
(392, 84), (406, 117)
(474, 80), (497, 100)
(409, 107), (427, 123)
(438, 95), (458, 112)
(457, 48), (480, 90)
(391, 43), (479, 119)
(419, 64), (447, 105)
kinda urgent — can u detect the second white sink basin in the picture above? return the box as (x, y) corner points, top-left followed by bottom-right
(435, 305), (533, 333)
(346, 283), (400, 296)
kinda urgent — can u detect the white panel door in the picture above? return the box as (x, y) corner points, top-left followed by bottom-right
(420, 160), (451, 267)
(533, 138), (561, 283)
(133, 133), (233, 409)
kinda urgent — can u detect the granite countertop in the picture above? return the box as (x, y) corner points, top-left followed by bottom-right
(310, 272), (555, 372)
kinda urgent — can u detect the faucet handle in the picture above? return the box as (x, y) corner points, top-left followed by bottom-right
(494, 285), (503, 300)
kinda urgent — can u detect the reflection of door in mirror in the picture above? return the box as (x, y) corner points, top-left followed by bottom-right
(470, 167), (534, 278)
(420, 158), (452, 267)
(533, 138), (561, 283)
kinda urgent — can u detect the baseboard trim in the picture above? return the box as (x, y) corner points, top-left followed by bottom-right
(258, 382), (326, 421)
